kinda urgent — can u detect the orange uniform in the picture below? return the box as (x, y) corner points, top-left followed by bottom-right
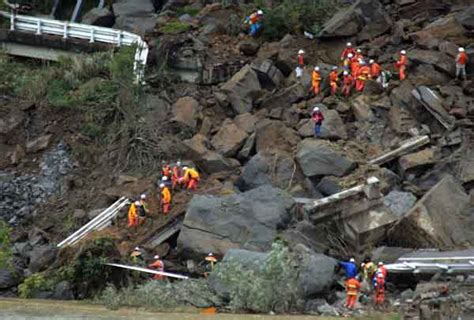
(329, 70), (339, 95)
(351, 60), (360, 77)
(370, 62), (381, 79)
(127, 203), (138, 228)
(341, 47), (356, 60)
(345, 278), (361, 309)
(342, 74), (354, 97)
(149, 259), (165, 280)
(374, 275), (385, 306)
(161, 186), (172, 214)
(457, 52), (468, 65)
(162, 164), (171, 178)
(396, 54), (408, 80)
(312, 70), (322, 95)
(171, 165), (183, 189)
(356, 66), (370, 92)
(183, 168), (200, 190)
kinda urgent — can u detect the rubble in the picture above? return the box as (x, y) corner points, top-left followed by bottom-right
(412, 86), (456, 130)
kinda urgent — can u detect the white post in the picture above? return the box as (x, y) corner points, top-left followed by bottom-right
(89, 28), (95, 43)
(36, 19), (41, 35)
(10, 11), (15, 31)
(117, 31), (122, 47)
(63, 22), (68, 39)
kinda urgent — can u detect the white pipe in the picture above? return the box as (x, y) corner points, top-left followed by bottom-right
(399, 256), (474, 261)
(105, 263), (189, 280)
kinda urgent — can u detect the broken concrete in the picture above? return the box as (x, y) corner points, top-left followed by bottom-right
(369, 135), (430, 165)
(412, 86), (456, 131)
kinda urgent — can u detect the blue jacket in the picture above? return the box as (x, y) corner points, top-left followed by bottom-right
(338, 261), (357, 278)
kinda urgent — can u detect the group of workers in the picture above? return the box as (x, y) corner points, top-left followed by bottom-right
(127, 161), (200, 228)
(338, 257), (388, 310)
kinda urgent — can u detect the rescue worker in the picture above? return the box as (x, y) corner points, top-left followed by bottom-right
(395, 50), (408, 80)
(338, 258), (358, 279)
(345, 276), (361, 309)
(161, 161), (171, 178)
(149, 255), (165, 280)
(361, 257), (377, 284)
(377, 262), (388, 279)
(369, 59), (381, 80)
(355, 61), (370, 92)
(340, 42), (356, 61)
(183, 166), (200, 190)
(343, 53), (354, 71)
(311, 66), (322, 96)
(204, 253), (218, 278)
(245, 9), (263, 37)
(354, 48), (364, 62)
(456, 47), (468, 81)
(329, 66), (339, 95)
(139, 194), (149, 215)
(130, 247), (144, 265)
(373, 273), (386, 308)
(159, 183), (172, 215)
(311, 106), (324, 138)
(350, 58), (360, 78)
(127, 201), (139, 228)
(296, 49), (305, 79)
(342, 71), (354, 97)
(171, 161), (184, 190)
(137, 198), (147, 225)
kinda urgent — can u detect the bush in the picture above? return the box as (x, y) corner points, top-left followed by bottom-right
(213, 241), (299, 313)
(18, 273), (52, 298)
(159, 21), (192, 34)
(0, 221), (12, 269)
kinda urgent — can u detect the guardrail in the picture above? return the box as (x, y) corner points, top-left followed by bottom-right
(0, 10), (149, 82)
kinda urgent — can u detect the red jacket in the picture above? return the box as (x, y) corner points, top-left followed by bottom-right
(343, 74), (354, 86)
(297, 54), (304, 67)
(457, 52), (468, 65)
(312, 111), (324, 124)
(341, 47), (356, 60)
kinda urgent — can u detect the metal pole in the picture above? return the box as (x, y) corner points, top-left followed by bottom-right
(71, 0), (83, 22)
(10, 10), (14, 31)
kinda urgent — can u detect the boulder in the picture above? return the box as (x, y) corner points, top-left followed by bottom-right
(211, 119), (248, 157)
(251, 59), (284, 87)
(398, 148), (437, 174)
(383, 191), (417, 216)
(318, 0), (391, 40)
(305, 299), (340, 316)
(178, 186), (295, 256)
(112, 0), (155, 17)
(411, 64), (450, 86)
(237, 133), (256, 160)
(236, 151), (297, 192)
(26, 134), (52, 154)
(0, 269), (20, 289)
(412, 14), (466, 44)
(456, 6), (474, 30)
(87, 208), (105, 220)
(410, 49), (456, 76)
(255, 120), (300, 154)
(172, 97), (202, 130)
(114, 16), (157, 35)
(351, 95), (374, 121)
(81, 8), (115, 27)
(458, 149), (474, 184)
(234, 113), (257, 134)
(73, 209), (87, 220)
(52, 281), (74, 300)
(0, 109), (24, 135)
(221, 65), (262, 114)
(238, 39), (260, 56)
(183, 134), (236, 174)
(316, 176), (342, 196)
(371, 246), (414, 264)
(9, 144), (25, 165)
(389, 175), (471, 248)
(28, 245), (57, 273)
(296, 139), (356, 178)
(298, 110), (347, 140)
(261, 83), (306, 110)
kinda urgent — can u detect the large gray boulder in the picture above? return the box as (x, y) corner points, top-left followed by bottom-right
(28, 245), (57, 273)
(112, 0), (155, 17)
(383, 191), (417, 217)
(221, 65), (262, 114)
(171, 96), (202, 130)
(456, 6), (474, 30)
(211, 119), (248, 157)
(81, 8), (115, 27)
(255, 120), (301, 154)
(410, 49), (456, 76)
(318, 0), (391, 40)
(178, 186), (295, 256)
(261, 83), (306, 110)
(296, 139), (356, 178)
(389, 175), (471, 248)
(0, 269), (21, 289)
(298, 110), (347, 140)
(236, 151), (297, 191)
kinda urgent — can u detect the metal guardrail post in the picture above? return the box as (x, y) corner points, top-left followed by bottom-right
(10, 11), (14, 31)
(89, 28), (95, 43)
(117, 30), (122, 47)
(63, 22), (68, 39)
(36, 19), (41, 35)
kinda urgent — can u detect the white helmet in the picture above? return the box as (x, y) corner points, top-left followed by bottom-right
(257, 10), (263, 15)
(346, 42), (352, 47)
(159, 183), (165, 188)
(140, 194), (146, 200)
(313, 106), (320, 112)
(208, 253), (214, 256)
(459, 47), (465, 52)
(356, 49), (362, 53)
(134, 247), (140, 251)
(369, 59), (374, 64)
(134, 201), (140, 206)
(154, 255), (160, 259)
(343, 71), (349, 76)
(183, 166), (188, 171)
(350, 258), (355, 263)
(332, 66), (338, 70)
(162, 176), (168, 181)
(176, 161), (181, 166)
(378, 262), (384, 266)
(314, 66), (320, 71)
(298, 49), (305, 55)
(400, 50), (406, 55)
(347, 53), (354, 58)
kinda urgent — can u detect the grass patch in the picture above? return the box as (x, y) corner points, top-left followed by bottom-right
(175, 6), (201, 17)
(0, 220), (12, 269)
(159, 21), (191, 34)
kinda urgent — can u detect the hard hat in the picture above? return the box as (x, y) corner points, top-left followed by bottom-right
(298, 49), (304, 54)
(343, 71), (349, 76)
(350, 258), (355, 263)
(313, 106), (320, 112)
(183, 166), (188, 171)
(208, 253), (214, 256)
(459, 47), (465, 52)
(159, 183), (165, 188)
(346, 42), (352, 47)
(177, 161), (181, 166)
(134, 201), (140, 206)
(369, 59), (374, 64)
(378, 262), (383, 266)
(332, 66), (338, 70)
(348, 53), (354, 58)
(140, 194), (146, 199)
(314, 66), (320, 71)
(162, 176), (168, 181)
(134, 247), (140, 251)
(257, 10), (263, 15)
(357, 49), (362, 53)
(400, 50), (406, 55)
(154, 255), (160, 259)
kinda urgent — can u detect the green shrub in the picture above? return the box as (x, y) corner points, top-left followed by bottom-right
(176, 6), (201, 17)
(159, 21), (191, 34)
(0, 221), (12, 269)
(18, 273), (53, 298)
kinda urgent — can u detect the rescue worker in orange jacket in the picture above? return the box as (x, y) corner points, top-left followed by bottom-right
(354, 48), (364, 63)
(161, 161), (171, 178)
(329, 66), (339, 95)
(149, 255), (165, 280)
(296, 49), (305, 79)
(342, 71), (354, 97)
(356, 61), (370, 92)
(351, 58), (360, 78)
(183, 166), (200, 190)
(395, 50), (408, 80)
(171, 161), (184, 190)
(340, 42), (356, 61)
(159, 183), (172, 214)
(345, 276), (361, 309)
(377, 262), (388, 279)
(312, 66), (322, 95)
(373, 273), (386, 308)
(369, 59), (381, 79)
(127, 201), (140, 228)
(343, 53), (354, 71)
(456, 47), (468, 81)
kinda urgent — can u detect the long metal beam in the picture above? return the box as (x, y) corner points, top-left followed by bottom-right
(369, 135), (430, 165)
(105, 263), (189, 280)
